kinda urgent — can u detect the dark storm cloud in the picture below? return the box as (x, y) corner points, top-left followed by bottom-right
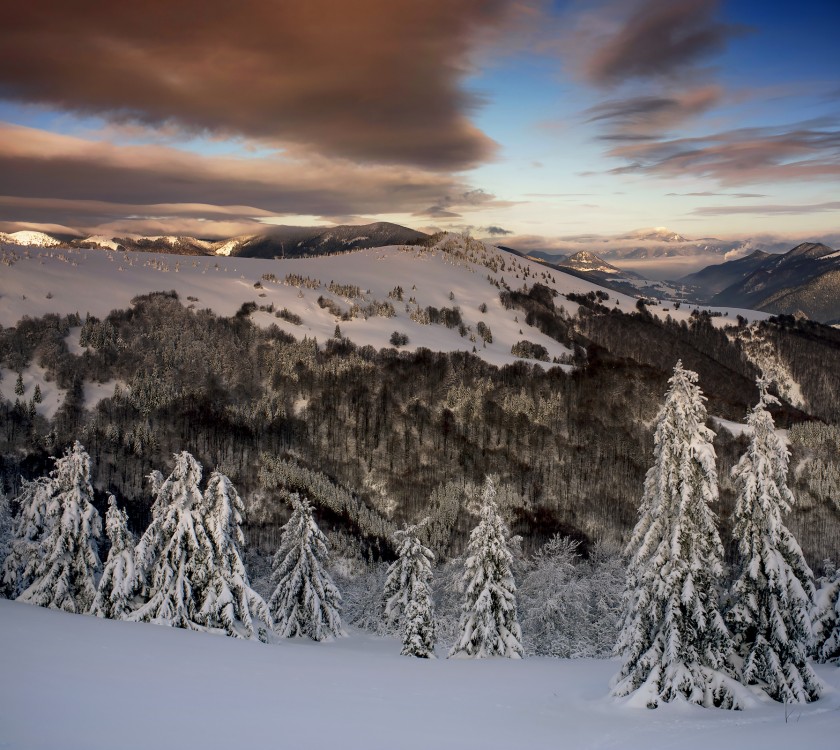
(0, 0), (519, 169)
(0, 125), (492, 233)
(585, 0), (744, 86)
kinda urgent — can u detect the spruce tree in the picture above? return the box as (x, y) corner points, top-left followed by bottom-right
(269, 493), (343, 641)
(130, 452), (211, 630)
(90, 496), (136, 620)
(813, 561), (840, 664)
(728, 380), (822, 702)
(19, 442), (103, 613)
(383, 520), (436, 657)
(449, 477), (523, 659)
(0, 478), (54, 599)
(199, 471), (272, 639)
(0, 490), (14, 589)
(612, 362), (741, 708)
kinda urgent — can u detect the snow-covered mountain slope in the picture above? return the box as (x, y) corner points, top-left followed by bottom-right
(0, 230), (62, 247)
(0, 237), (769, 370)
(2, 600), (838, 750)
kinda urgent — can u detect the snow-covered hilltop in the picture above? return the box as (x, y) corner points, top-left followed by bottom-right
(0, 230), (62, 247)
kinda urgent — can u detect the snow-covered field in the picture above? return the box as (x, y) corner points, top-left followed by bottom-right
(1, 599), (837, 750)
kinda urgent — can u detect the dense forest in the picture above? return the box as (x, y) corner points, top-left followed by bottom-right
(1, 285), (839, 571)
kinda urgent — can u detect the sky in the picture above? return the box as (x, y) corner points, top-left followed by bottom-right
(1, 0), (838, 246)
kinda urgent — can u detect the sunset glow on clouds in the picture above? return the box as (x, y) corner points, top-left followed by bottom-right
(1, 0), (838, 242)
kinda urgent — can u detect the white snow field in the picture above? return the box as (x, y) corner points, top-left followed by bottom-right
(0, 240), (768, 373)
(1, 600), (837, 750)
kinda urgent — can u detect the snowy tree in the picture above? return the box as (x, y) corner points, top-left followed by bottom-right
(0, 478), (54, 599)
(813, 561), (840, 664)
(0, 490), (14, 586)
(728, 380), (822, 702)
(19, 442), (103, 613)
(269, 493), (343, 641)
(383, 520), (436, 657)
(449, 477), (523, 659)
(199, 471), (272, 639)
(130, 452), (211, 630)
(90, 496), (136, 620)
(612, 362), (742, 709)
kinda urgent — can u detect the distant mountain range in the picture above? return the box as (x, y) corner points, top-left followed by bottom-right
(3, 223), (838, 322)
(68, 222), (428, 259)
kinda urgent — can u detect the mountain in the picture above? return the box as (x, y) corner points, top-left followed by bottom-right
(223, 222), (428, 259)
(618, 227), (688, 243)
(680, 249), (771, 296)
(558, 250), (640, 278)
(0, 230), (62, 247)
(712, 242), (840, 323)
(74, 235), (214, 255)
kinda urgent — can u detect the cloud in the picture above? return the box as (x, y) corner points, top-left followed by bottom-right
(585, 86), (722, 138)
(666, 191), (768, 198)
(0, 124), (499, 234)
(583, 0), (744, 86)
(416, 188), (513, 219)
(605, 120), (840, 184)
(692, 201), (840, 216)
(0, 0), (523, 169)
(482, 225), (513, 236)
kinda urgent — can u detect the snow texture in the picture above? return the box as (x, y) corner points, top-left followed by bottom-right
(2, 598), (839, 750)
(613, 362), (744, 709)
(728, 380), (822, 702)
(449, 477), (524, 659)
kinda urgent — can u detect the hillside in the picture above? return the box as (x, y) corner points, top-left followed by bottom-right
(2, 233), (839, 568)
(712, 243), (840, 323)
(681, 249), (771, 296)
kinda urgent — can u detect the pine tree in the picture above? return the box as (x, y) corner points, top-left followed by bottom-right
(612, 361), (742, 709)
(383, 520), (436, 657)
(449, 477), (523, 659)
(19, 442), (103, 613)
(813, 561), (840, 664)
(130, 452), (211, 630)
(728, 380), (822, 702)
(90, 496), (136, 620)
(0, 478), (54, 599)
(14, 372), (24, 396)
(269, 493), (343, 641)
(33, 384), (42, 404)
(199, 471), (272, 639)
(0, 490), (15, 595)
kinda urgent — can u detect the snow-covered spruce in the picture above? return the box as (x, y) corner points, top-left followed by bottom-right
(90, 495), (136, 619)
(131, 453), (269, 638)
(383, 520), (436, 657)
(0, 490), (12, 571)
(612, 362), (742, 709)
(728, 380), (822, 702)
(18, 442), (103, 613)
(449, 477), (523, 659)
(131, 452), (209, 630)
(813, 561), (840, 664)
(269, 493), (343, 641)
(1, 478), (54, 599)
(199, 471), (272, 639)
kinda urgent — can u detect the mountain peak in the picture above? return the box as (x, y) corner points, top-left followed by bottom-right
(620, 227), (688, 243)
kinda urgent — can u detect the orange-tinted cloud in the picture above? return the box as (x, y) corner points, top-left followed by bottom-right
(0, 124), (499, 234)
(1, 1), (521, 169)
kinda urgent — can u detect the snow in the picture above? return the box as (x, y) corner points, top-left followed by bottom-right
(0, 241), (769, 375)
(84, 235), (123, 251)
(1, 599), (838, 750)
(0, 364), (66, 419)
(1, 231), (62, 247)
(711, 417), (789, 445)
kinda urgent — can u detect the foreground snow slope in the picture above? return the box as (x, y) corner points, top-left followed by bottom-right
(1, 600), (837, 750)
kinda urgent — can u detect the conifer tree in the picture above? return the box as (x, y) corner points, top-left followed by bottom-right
(0, 478), (54, 599)
(383, 520), (436, 657)
(449, 477), (523, 659)
(0, 490), (14, 585)
(612, 362), (741, 709)
(14, 372), (24, 396)
(199, 471), (272, 638)
(813, 561), (840, 664)
(130, 452), (210, 629)
(90, 496), (136, 620)
(19, 442), (103, 613)
(269, 493), (343, 641)
(728, 380), (822, 702)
